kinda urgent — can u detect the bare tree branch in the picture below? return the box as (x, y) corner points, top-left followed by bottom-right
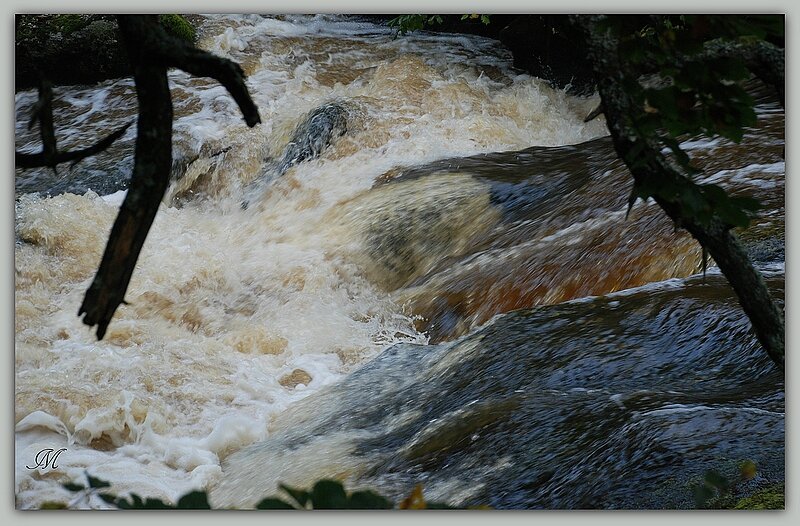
(35, 80), (56, 165)
(78, 57), (172, 339)
(162, 44), (261, 127)
(15, 79), (133, 171)
(104, 15), (261, 127)
(78, 15), (261, 339)
(16, 122), (132, 170)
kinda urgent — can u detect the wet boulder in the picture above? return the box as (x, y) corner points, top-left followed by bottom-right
(277, 103), (348, 175)
(242, 102), (348, 208)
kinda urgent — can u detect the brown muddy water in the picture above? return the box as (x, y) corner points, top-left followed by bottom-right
(14, 14), (784, 509)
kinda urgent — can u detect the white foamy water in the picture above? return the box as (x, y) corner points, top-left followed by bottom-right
(14, 14), (609, 508)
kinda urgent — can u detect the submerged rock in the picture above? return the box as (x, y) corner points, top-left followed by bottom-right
(276, 103), (348, 175)
(242, 102), (348, 208)
(279, 369), (313, 389)
(212, 272), (784, 509)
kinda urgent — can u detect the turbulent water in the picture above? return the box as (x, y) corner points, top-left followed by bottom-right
(14, 15), (784, 509)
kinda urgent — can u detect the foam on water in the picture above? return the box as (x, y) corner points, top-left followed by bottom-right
(14, 14), (607, 508)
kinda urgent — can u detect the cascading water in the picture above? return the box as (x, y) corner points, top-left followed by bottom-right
(14, 15), (784, 509)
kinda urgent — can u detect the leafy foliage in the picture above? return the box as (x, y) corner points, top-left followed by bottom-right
(595, 15), (783, 228)
(55, 472), (211, 509)
(159, 14), (197, 43)
(256, 479), (394, 509)
(389, 14), (781, 230)
(387, 14), (491, 35)
(388, 15), (444, 35)
(51, 14), (95, 35)
(15, 14), (198, 89)
(56, 474), (464, 510)
(460, 14), (492, 26)
(691, 459), (762, 509)
(17, 14), (195, 42)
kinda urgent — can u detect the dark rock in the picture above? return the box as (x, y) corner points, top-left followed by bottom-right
(242, 102), (348, 208)
(497, 15), (596, 95)
(215, 273), (784, 509)
(276, 102), (348, 175)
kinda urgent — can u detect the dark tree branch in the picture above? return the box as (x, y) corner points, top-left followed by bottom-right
(583, 102), (604, 122)
(16, 122), (132, 170)
(35, 80), (57, 166)
(15, 80), (132, 172)
(703, 39), (784, 106)
(575, 15), (784, 370)
(27, 84), (46, 130)
(580, 38), (784, 123)
(79, 20), (173, 339)
(161, 44), (261, 127)
(109, 15), (261, 127)
(78, 15), (261, 339)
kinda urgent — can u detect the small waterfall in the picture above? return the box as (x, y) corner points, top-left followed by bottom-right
(14, 14), (784, 509)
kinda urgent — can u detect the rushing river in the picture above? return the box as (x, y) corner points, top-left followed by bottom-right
(14, 15), (784, 509)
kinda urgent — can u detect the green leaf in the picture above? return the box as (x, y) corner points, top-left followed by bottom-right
(40, 501), (68, 509)
(114, 493), (174, 509)
(709, 57), (750, 81)
(704, 470), (730, 491)
(310, 479), (349, 509)
(660, 135), (692, 170)
(348, 490), (394, 509)
(278, 483), (311, 508)
(732, 196), (761, 212)
(700, 183), (728, 203)
(740, 460), (758, 481)
(388, 15), (428, 35)
(86, 474), (111, 489)
(694, 484), (715, 508)
(62, 482), (85, 492)
(115, 499), (130, 509)
(141, 498), (173, 509)
(175, 491), (211, 509)
(676, 183), (709, 223)
(425, 501), (459, 509)
(699, 184), (760, 228)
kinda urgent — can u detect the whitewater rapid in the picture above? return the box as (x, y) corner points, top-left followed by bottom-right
(15, 14), (608, 508)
